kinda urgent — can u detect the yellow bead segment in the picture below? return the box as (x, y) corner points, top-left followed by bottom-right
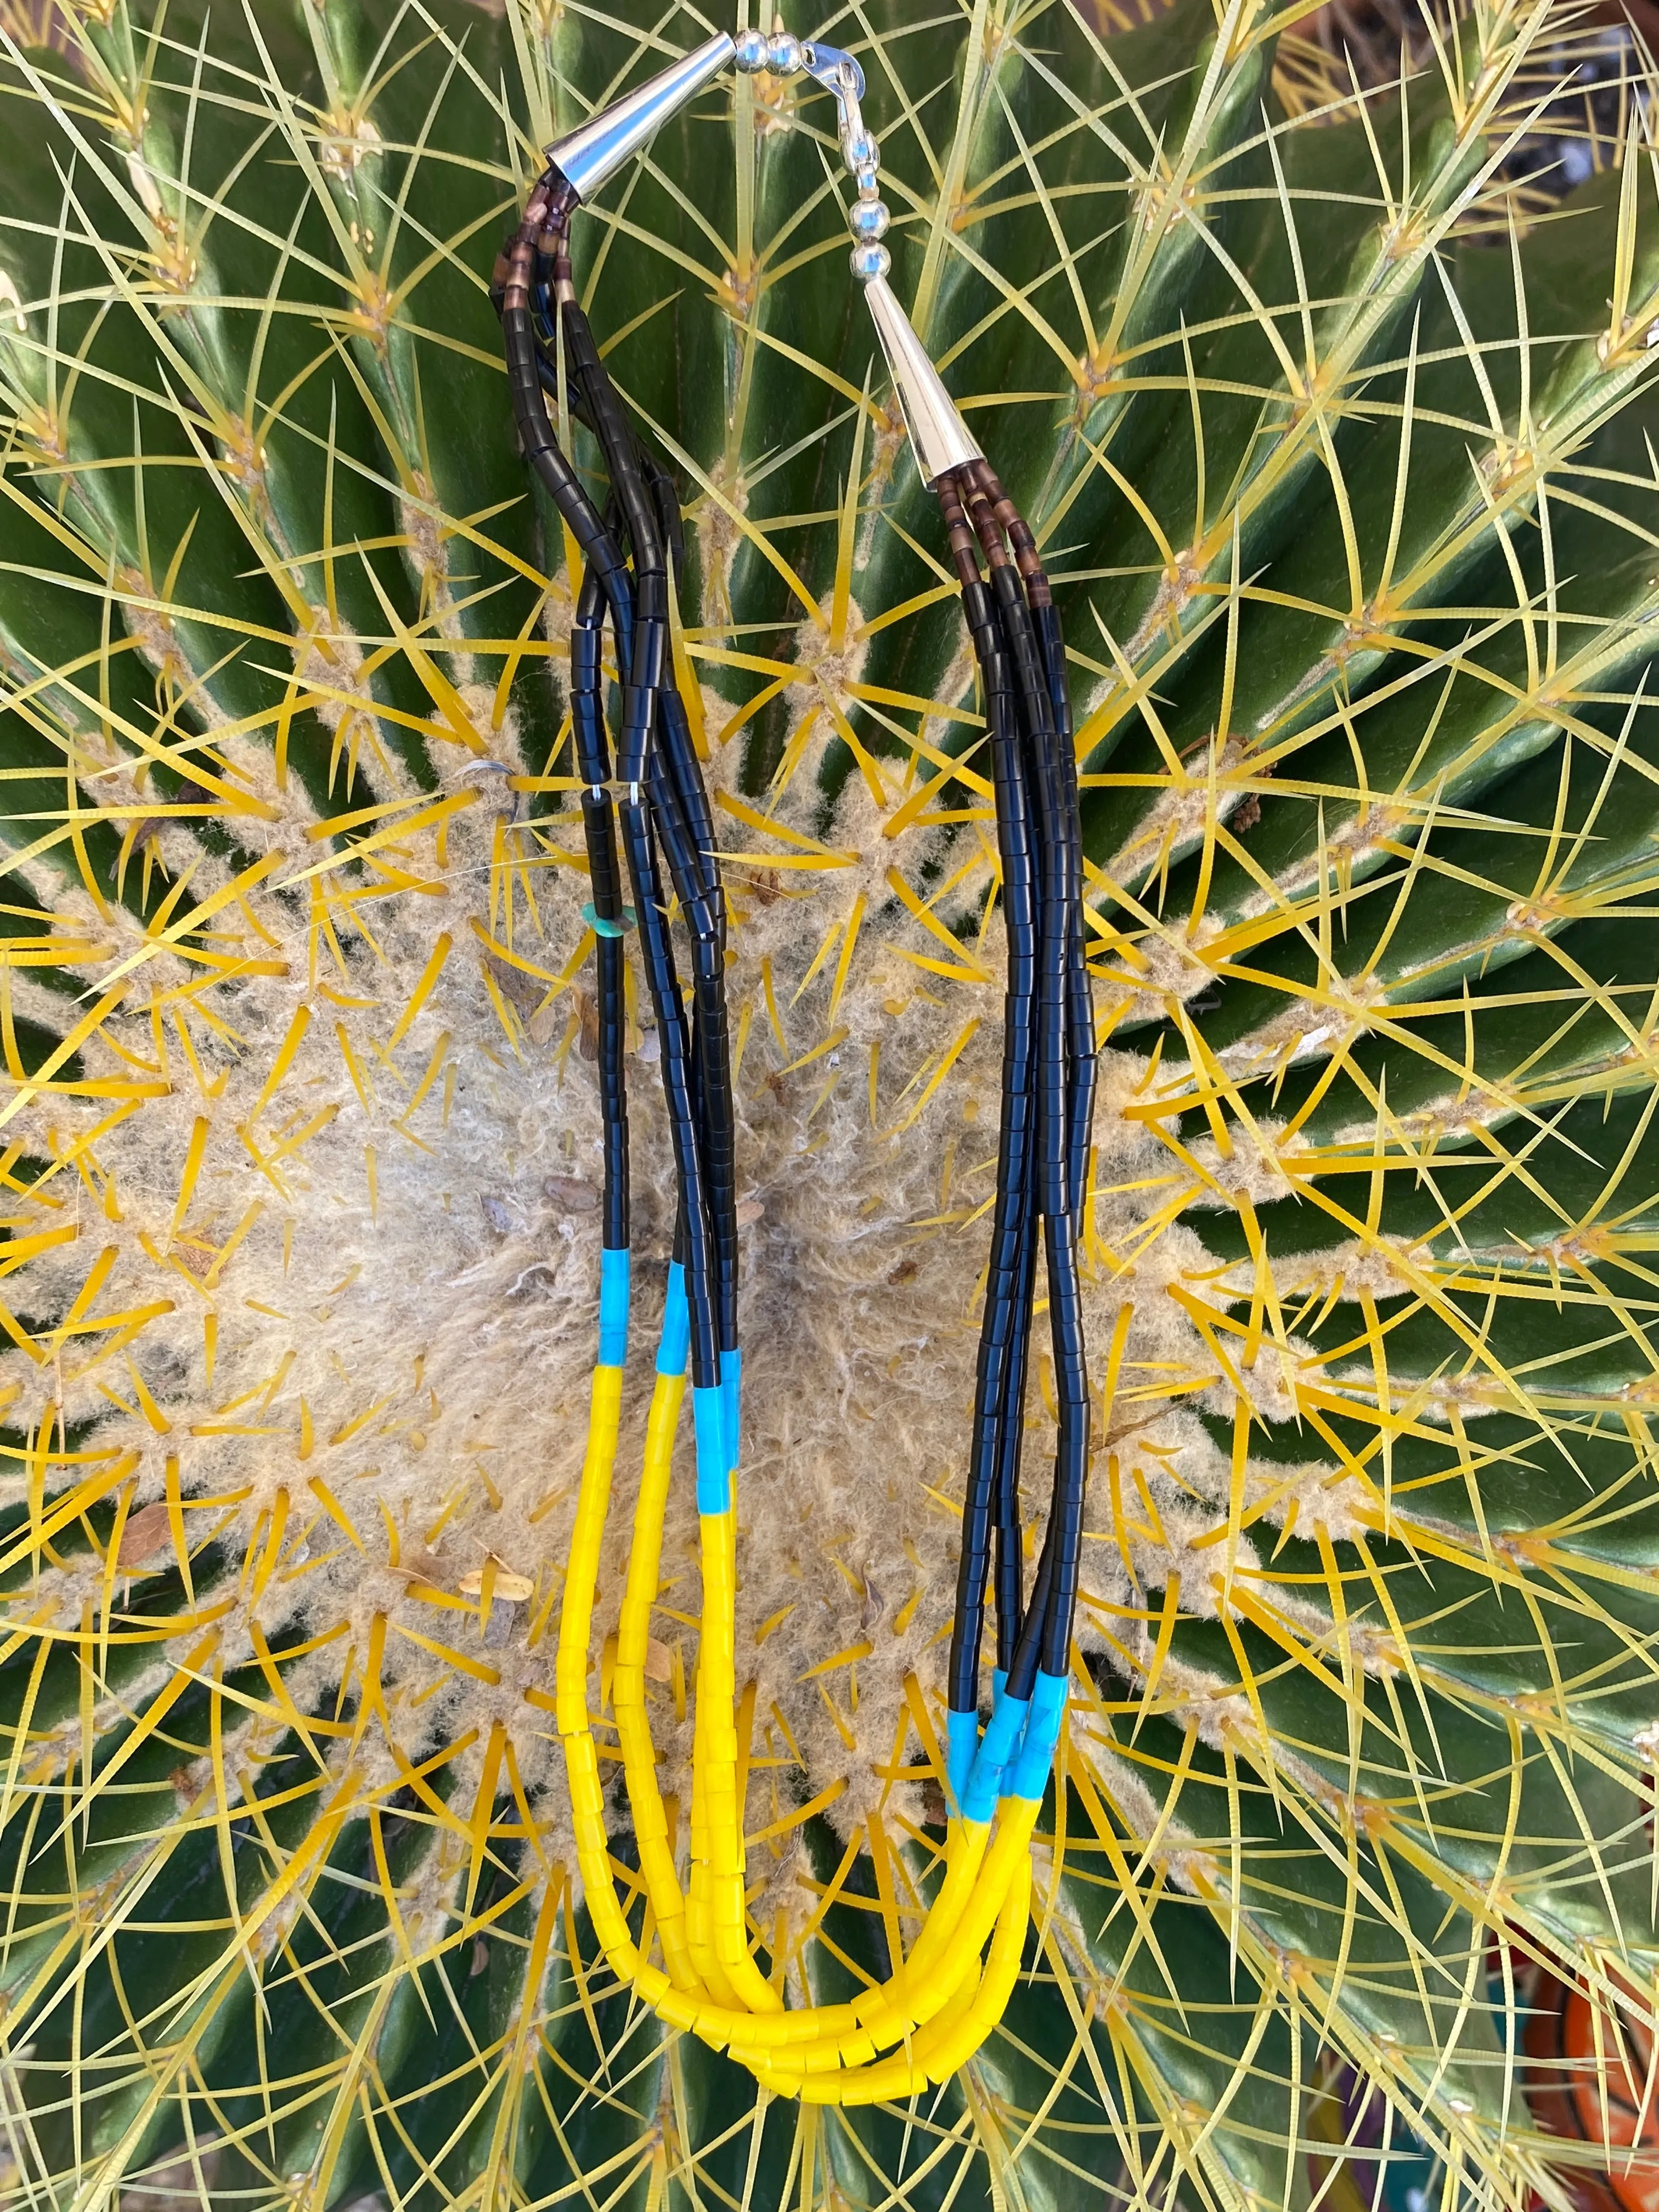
(696, 1506), (781, 2016)
(722, 1804), (1030, 2071)
(686, 1667), (744, 2008)
(555, 1338), (1047, 2092)
(763, 1856), (1034, 2107)
(553, 1364), (622, 1736)
(554, 1363), (671, 2009)
(612, 1367), (704, 1995)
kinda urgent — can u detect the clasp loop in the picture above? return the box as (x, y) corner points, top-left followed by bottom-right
(798, 40), (864, 102)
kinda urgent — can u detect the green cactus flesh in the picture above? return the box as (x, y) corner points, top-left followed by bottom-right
(0, 1), (1654, 2205)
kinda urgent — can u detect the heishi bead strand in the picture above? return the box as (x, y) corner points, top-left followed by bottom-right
(747, 14), (1093, 1921)
(552, 31), (1066, 2096)
(497, 26), (1088, 2105)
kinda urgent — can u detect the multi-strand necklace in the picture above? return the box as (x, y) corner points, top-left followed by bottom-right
(493, 26), (1093, 2103)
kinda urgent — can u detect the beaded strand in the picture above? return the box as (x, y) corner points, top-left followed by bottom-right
(495, 25), (1094, 2106)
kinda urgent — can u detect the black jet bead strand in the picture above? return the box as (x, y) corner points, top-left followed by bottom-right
(631, 451), (737, 1364)
(518, 210), (738, 1383)
(571, 567), (629, 1255)
(529, 272), (716, 1392)
(1036, 1207), (1090, 1680)
(993, 1211), (1040, 1679)
(495, 177), (631, 638)
(559, 295), (740, 1396)
(940, 470), (1039, 1718)
(618, 789), (721, 1385)
(496, 184), (642, 1267)
(968, 477), (1096, 1682)
(976, 462), (1098, 1226)
(964, 482), (1069, 1232)
(636, 446), (737, 1358)
(962, 467), (1091, 1705)
(641, 477), (738, 1380)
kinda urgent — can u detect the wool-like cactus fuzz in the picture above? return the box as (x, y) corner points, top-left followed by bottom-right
(0, 1), (1657, 2207)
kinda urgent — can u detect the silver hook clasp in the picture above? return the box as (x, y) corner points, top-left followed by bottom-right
(798, 40), (865, 103)
(794, 38), (981, 486)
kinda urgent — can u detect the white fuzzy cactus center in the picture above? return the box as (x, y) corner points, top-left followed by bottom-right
(4, 637), (1361, 1895)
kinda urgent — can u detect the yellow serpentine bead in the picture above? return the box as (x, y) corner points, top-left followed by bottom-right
(555, 1365), (672, 2008)
(721, 1801), (1034, 2069)
(696, 1505), (783, 2012)
(765, 1856), (1034, 2106)
(611, 1365), (704, 1995)
(558, 1361), (1042, 2081)
(686, 1655), (744, 2007)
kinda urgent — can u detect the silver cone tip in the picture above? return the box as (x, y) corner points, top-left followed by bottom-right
(546, 31), (736, 204)
(861, 274), (983, 487)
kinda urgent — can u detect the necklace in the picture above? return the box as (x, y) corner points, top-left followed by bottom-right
(494, 26), (1094, 2102)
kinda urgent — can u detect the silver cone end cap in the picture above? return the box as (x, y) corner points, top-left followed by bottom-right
(862, 274), (983, 486)
(546, 31), (735, 203)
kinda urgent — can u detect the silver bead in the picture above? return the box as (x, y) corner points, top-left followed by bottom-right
(766, 31), (802, 74)
(843, 127), (877, 172)
(850, 240), (890, 282)
(855, 164), (881, 200)
(734, 29), (770, 70)
(849, 197), (889, 242)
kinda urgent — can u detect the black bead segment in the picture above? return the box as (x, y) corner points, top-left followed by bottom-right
(494, 172), (740, 1396)
(941, 462), (1096, 1721)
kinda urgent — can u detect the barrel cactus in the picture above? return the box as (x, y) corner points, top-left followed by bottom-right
(0, 0), (1655, 2205)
